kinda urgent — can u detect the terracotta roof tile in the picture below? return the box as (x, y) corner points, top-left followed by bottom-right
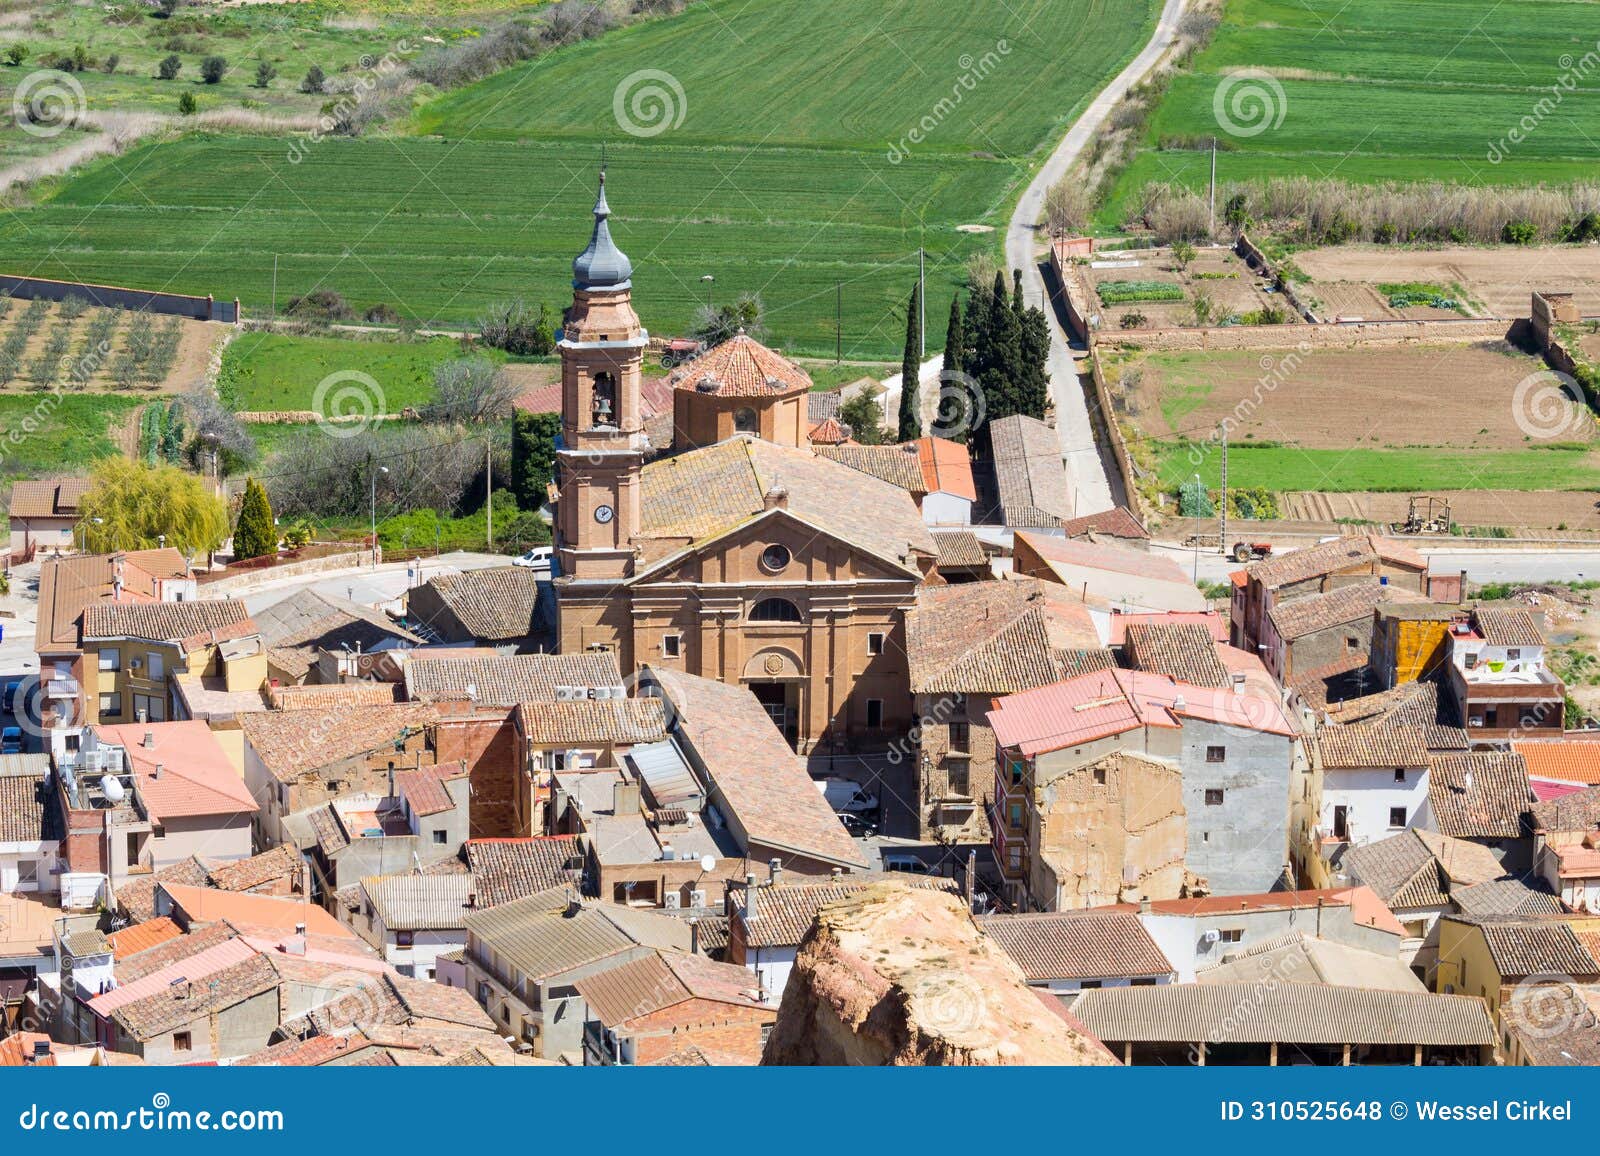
(513, 698), (667, 746)
(907, 579), (1100, 696)
(105, 917), (184, 961)
(1514, 739), (1600, 785)
(98, 720), (258, 821)
(989, 414), (1072, 526)
(466, 837), (583, 908)
(1061, 506), (1148, 540)
(1428, 752), (1534, 840)
(0, 756), (56, 843)
(393, 764), (463, 818)
(1529, 783), (1600, 835)
(1474, 607), (1546, 649)
(1243, 534), (1425, 590)
(404, 652), (622, 707)
(411, 566), (542, 642)
(1316, 723), (1429, 769)
(979, 911), (1172, 981)
(914, 437), (978, 500)
(1268, 582), (1399, 641)
(665, 332), (811, 397)
(1122, 622), (1231, 688)
(204, 844), (302, 893)
(930, 529), (987, 569)
(8, 478), (89, 519)
(82, 599), (252, 645)
(240, 703), (438, 782)
(806, 416), (849, 445)
(1452, 917), (1600, 979)
(814, 443), (928, 492)
(736, 875), (959, 948)
(34, 549), (188, 652)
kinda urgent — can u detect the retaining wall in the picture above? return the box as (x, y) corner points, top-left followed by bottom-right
(0, 273), (238, 323)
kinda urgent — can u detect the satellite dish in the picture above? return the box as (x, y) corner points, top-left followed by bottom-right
(699, 854), (717, 874)
(100, 775), (125, 804)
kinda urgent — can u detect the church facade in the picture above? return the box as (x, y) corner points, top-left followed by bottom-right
(551, 175), (936, 753)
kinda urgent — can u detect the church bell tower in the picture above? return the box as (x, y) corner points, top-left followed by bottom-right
(554, 170), (646, 584)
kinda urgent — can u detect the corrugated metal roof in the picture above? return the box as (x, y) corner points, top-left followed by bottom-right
(1072, 982), (1496, 1045)
(626, 739), (700, 807)
(361, 874), (474, 931)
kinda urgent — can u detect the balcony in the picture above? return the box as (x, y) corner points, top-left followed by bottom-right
(45, 678), (79, 700)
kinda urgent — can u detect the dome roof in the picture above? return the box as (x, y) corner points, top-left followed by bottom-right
(572, 171), (632, 290)
(667, 330), (812, 397)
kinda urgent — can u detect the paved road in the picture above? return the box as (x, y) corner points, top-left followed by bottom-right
(237, 551), (510, 616)
(1006, 0), (1187, 518)
(1150, 542), (1600, 587)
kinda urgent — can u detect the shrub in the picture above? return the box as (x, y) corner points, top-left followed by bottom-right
(4, 44), (29, 67)
(282, 289), (350, 323)
(200, 55), (227, 84)
(232, 477), (276, 560)
(1503, 219), (1537, 245)
(363, 303), (400, 325)
(420, 358), (518, 424)
(300, 64), (325, 94)
(157, 54), (181, 80)
(1119, 311), (1147, 329)
(102, 53), (119, 74)
(177, 91), (197, 115)
(254, 59), (275, 88)
(477, 297), (554, 356)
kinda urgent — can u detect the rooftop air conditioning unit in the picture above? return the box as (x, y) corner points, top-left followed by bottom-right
(1201, 929), (1221, 945)
(663, 893), (681, 909)
(129, 659), (143, 670)
(555, 686), (582, 702)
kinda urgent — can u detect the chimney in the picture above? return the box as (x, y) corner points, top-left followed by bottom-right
(612, 780), (641, 815)
(768, 857), (782, 886)
(152, 763), (163, 780)
(763, 480), (789, 510)
(566, 887), (583, 916)
(689, 917), (700, 955)
(142, 730), (155, 748)
(744, 873), (759, 922)
(466, 891), (476, 910)
(1139, 898), (1152, 914)
(829, 867), (842, 879)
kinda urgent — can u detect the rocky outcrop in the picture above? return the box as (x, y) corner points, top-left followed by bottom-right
(760, 883), (1117, 1066)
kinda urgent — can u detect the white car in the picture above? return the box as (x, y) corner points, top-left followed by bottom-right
(814, 777), (879, 814)
(512, 546), (554, 570)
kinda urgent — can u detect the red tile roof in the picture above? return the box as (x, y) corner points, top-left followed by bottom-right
(666, 332), (811, 397)
(1512, 738), (1600, 785)
(160, 883), (352, 938)
(105, 917), (183, 961)
(1107, 611), (1227, 645)
(987, 667), (1293, 757)
(914, 437), (977, 501)
(8, 478), (89, 520)
(806, 416), (849, 445)
(1061, 506), (1149, 540)
(98, 720), (258, 820)
(1098, 886), (1405, 937)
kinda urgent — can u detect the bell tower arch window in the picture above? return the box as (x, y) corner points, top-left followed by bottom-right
(592, 372), (618, 428)
(734, 407), (758, 433)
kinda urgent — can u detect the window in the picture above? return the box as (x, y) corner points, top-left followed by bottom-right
(591, 372), (617, 426)
(760, 543), (791, 573)
(1205, 745), (1226, 763)
(477, 981), (491, 1003)
(867, 632), (885, 656)
(98, 649), (120, 672)
(432, 829), (448, 845)
(395, 931), (414, 948)
(1093, 767), (1106, 785)
(1131, 977), (1158, 987)
(98, 693), (121, 716)
(145, 653), (164, 679)
(172, 1032), (191, 1052)
(1389, 806), (1407, 829)
(1218, 929), (1243, 944)
(1394, 768), (1407, 783)
(865, 699), (884, 728)
(1008, 760), (1025, 786)
(662, 633), (682, 658)
(749, 597), (802, 623)
(1079, 980), (1102, 990)
(1508, 648), (1521, 659)
(1204, 788), (1224, 806)
(1007, 847), (1021, 870)
(1008, 802), (1023, 829)
(947, 759), (970, 796)
(734, 407), (759, 433)
(948, 721), (969, 750)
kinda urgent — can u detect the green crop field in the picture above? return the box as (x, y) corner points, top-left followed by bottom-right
(1101, 0), (1600, 223)
(0, 394), (140, 477)
(1151, 443), (1600, 494)
(0, 0), (1157, 360)
(217, 332), (498, 413)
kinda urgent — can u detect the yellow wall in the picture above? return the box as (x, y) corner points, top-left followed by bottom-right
(1390, 620), (1452, 685)
(1434, 920), (1503, 1016)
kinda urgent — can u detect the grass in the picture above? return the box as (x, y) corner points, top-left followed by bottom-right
(1151, 441), (1600, 493)
(1100, 0), (1600, 221)
(217, 331), (487, 413)
(1, 0), (1158, 359)
(0, 393), (141, 477)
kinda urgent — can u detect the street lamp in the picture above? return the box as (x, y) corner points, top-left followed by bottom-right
(370, 464), (389, 568)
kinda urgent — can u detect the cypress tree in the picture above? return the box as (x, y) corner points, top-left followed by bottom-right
(985, 271), (1023, 423)
(897, 282), (922, 441)
(510, 410), (561, 510)
(940, 295), (970, 443)
(961, 280), (990, 380)
(232, 476), (276, 560)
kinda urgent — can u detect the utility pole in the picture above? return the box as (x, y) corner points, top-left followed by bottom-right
(1209, 138), (1217, 238)
(917, 238), (926, 361)
(1218, 423), (1229, 556)
(271, 255), (279, 324)
(485, 438), (493, 548)
(835, 281), (842, 365)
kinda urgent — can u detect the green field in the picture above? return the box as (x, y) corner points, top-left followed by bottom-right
(218, 332), (493, 413)
(1152, 442), (1600, 494)
(0, 394), (140, 476)
(1101, 0), (1600, 223)
(1, 0), (1157, 359)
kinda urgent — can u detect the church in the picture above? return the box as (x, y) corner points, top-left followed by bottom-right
(551, 173), (939, 754)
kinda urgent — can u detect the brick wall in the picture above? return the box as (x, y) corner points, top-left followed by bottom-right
(433, 711), (520, 838)
(624, 1000), (775, 1065)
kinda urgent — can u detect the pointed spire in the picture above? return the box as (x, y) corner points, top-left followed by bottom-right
(572, 166), (632, 290)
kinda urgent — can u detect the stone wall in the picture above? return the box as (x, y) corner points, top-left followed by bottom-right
(0, 273), (238, 322)
(199, 549), (376, 593)
(1099, 316), (1512, 354)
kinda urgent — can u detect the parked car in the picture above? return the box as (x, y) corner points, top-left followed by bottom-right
(511, 546), (554, 570)
(2, 727), (24, 754)
(814, 777), (879, 814)
(882, 852), (938, 875)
